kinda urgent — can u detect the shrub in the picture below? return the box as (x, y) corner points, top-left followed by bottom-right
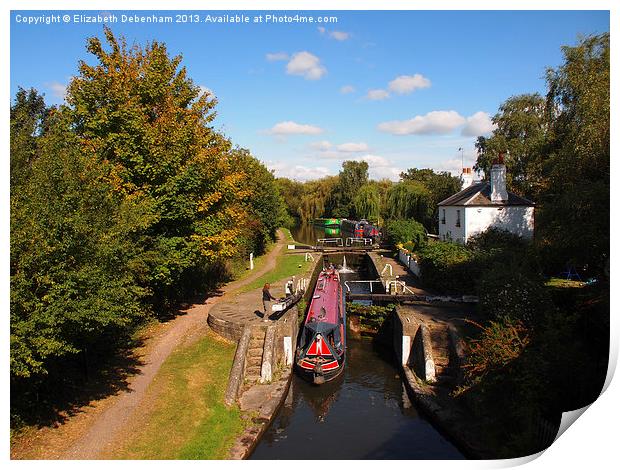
(417, 241), (476, 293)
(386, 219), (426, 249)
(477, 261), (553, 326)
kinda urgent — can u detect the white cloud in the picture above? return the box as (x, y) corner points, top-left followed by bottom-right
(269, 121), (324, 135)
(353, 154), (402, 181)
(318, 27), (351, 41)
(340, 85), (355, 94)
(310, 140), (333, 151)
(330, 31), (350, 41)
(266, 52), (289, 62)
(47, 81), (67, 100)
(355, 154), (390, 167)
(377, 110), (466, 136)
(337, 142), (369, 153)
(268, 161), (333, 181)
(388, 74), (431, 94)
(461, 111), (497, 136)
(366, 89), (390, 101)
(369, 166), (403, 181)
(286, 52), (327, 80)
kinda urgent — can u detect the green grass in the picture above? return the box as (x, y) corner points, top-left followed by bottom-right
(237, 253), (313, 293)
(545, 277), (586, 288)
(113, 331), (245, 460)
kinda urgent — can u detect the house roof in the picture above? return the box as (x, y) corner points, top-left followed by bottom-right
(438, 182), (535, 207)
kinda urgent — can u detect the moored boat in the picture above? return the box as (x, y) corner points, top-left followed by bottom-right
(295, 267), (346, 384)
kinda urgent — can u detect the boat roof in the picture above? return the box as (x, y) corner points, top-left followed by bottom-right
(306, 269), (341, 326)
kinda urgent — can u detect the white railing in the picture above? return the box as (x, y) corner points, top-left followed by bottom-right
(345, 237), (373, 247)
(385, 280), (416, 295)
(317, 238), (344, 247)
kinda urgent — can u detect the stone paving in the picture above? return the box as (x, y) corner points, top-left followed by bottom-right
(208, 282), (292, 340)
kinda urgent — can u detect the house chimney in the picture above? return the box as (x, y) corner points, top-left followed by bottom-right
(490, 155), (508, 202)
(460, 167), (474, 189)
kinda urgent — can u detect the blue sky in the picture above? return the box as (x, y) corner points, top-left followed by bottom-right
(10, 9), (609, 181)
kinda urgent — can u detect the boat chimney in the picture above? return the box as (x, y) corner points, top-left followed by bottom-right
(490, 154), (508, 202)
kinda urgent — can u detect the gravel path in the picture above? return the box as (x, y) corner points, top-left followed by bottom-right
(57, 231), (287, 459)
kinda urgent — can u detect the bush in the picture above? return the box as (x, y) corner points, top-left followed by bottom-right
(417, 241), (476, 293)
(477, 263), (552, 325)
(386, 219), (426, 249)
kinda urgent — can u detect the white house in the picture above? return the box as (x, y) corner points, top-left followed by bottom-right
(438, 162), (535, 244)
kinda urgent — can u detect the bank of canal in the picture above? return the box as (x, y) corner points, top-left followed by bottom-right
(250, 224), (464, 459)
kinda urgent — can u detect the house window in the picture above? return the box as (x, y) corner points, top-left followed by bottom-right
(456, 210), (461, 227)
(441, 209), (446, 225)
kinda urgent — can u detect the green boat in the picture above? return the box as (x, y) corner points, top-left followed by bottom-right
(324, 226), (341, 236)
(313, 218), (341, 227)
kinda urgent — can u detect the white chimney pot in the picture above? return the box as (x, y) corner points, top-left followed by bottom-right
(490, 164), (508, 202)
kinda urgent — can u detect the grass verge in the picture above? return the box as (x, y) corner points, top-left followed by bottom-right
(236, 253), (313, 293)
(111, 330), (245, 459)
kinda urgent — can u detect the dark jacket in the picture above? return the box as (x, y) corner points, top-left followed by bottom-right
(262, 288), (276, 301)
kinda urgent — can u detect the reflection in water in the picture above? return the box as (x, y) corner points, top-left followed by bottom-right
(291, 224), (353, 246)
(250, 337), (464, 460)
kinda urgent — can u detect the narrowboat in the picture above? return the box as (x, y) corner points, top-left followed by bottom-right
(295, 267), (346, 384)
(340, 218), (381, 242)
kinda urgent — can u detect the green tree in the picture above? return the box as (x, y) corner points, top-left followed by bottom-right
(232, 148), (286, 252)
(384, 180), (432, 228)
(353, 183), (381, 223)
(474, 94), (548, 198)
(11, 109), (148, 379)
(399, 168), (461, 229)
(539, 33), (609, 275)
(275, 177), (305, 226)
(10, 87), (49, 187)
(330, 160), (369, 217)
(298, 176), (339, 222)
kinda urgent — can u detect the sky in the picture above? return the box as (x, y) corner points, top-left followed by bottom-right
(10, 9), (610, 182)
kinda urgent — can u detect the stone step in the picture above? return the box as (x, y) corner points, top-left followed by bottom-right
(245, 366), (261, 381)
(246, 356), (263, 367)
(249, 339), (264, 349)
(247, 347), (264, 357)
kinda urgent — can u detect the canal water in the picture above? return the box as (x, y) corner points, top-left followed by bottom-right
(250, 224), (464, 459)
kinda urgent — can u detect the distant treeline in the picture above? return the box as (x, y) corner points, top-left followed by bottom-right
(276, 161), (461, 233)
(10, 27), (287, 416)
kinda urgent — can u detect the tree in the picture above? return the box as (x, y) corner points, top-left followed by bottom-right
(275, 177), (305, 226)
(399, 168), (461, 229)
(66, 27), (248, 302)
(384, 180), (432, 228)
(298, 176), (339, 222)
(474, 94), (548, 198)
(232, 148), (286, 252)
(10, 87), (49, 187)
(330, 160), (369, 217)
(11, 109), (148, 378)
(353, 184), (381, 223)
(539, 33), (609, 274)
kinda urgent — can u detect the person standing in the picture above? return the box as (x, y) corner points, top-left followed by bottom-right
(262, 283), (276, 321)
